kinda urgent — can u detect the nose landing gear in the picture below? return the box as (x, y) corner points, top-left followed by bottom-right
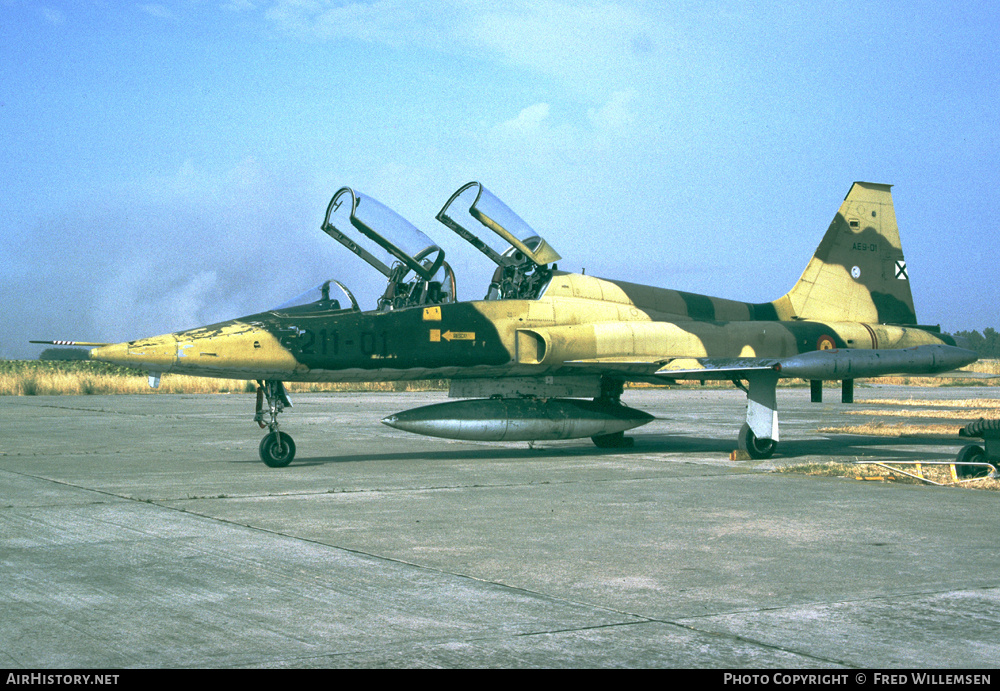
(255, 380), (295, 467)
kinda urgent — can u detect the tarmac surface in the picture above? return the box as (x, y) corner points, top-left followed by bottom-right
(1, 385), (998, 668)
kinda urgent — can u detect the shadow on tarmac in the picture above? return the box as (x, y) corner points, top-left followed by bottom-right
(232, 432), (965, 466)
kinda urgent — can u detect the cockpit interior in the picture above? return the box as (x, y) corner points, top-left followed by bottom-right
(282, 181), (561, 314)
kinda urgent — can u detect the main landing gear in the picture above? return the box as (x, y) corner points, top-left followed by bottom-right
(255, 380), (295, 467)
(734, 372), (779, 459)
(738, 423), (777, 459)
(590, 378), (635, 448)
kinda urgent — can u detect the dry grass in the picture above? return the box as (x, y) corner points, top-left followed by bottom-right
(856, 397), (1000, 408)
(0, 361), (447, 396)
(871, 358), (1000, 386)
(818, 421), (962, 437)
(821, 393), (1000, 438)
(775, 461), (1000, 490)
(844, 408), (1000, 420)
(811, 385), (1000, 491)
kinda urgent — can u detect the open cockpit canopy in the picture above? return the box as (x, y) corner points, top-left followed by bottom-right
(436, 181), (560, 269)
(437, 182), (560, 300)
(322, 187), (455, 311)
(315, 183), (557, 308)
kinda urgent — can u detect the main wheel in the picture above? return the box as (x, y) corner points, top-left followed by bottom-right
(259, 431), (296, 468)
(738, 423), (777, 459)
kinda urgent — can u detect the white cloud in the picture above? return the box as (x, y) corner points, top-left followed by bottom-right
(496, 102), (551, 136)
(488, 91), (639, 164)
(167, 270), (220, 328)
(263, 0), (656, 95)
(265, 0), (429, 48)
(4, 158), (338, 351)
(465, 1), (649, 93)
(223, 0), (257, 10)
(139, 4), (176, 21)
(40, 7), (66, 25)
(488, 102), (582, 166)
(587, 89), (637, 133)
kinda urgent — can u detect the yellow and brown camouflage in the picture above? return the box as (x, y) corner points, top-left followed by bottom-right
(69, 181), (975, 464)
(89, 184), (951, 381)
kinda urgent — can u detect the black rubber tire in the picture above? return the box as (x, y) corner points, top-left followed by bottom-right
(955, 444), (992, 479)
(738, 423), (777, 460)
(259, 432), (296, 468)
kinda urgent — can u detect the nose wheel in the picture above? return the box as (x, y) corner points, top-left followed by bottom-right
(254, 380), (295, 467)
(259, 431), (296, 468)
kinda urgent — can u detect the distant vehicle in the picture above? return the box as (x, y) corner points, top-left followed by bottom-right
(36, 181), (975, 466)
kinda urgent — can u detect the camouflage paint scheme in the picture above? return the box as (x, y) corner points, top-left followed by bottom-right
(92, 183), (951, 382)
(79, 182), (975, 463)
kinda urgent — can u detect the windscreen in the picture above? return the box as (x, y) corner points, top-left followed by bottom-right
(272, 279), (359, 312)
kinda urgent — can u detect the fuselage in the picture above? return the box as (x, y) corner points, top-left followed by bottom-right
(71, 180), (982, 464)
(90, 271), (952, 382)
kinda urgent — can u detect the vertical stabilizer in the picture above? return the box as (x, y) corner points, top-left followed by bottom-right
(774, 182), (916, 324)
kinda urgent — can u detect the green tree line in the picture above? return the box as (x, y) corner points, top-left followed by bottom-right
(953, 329), (1000, 358)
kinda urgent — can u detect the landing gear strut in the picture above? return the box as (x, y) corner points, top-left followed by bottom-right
(590, 377), (635, 448)
(255, 380), (295, 467)
(734, 372), (779, 459)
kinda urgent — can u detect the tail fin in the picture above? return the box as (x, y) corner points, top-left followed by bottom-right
(773, 182), (916, 324)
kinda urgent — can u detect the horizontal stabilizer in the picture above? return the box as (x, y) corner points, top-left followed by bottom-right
(565, 355), (782, 382)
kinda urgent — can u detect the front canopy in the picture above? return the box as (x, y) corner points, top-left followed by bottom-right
(272, 278), (359, 313)
(324, 187), (446, 281)
(322, 187), (454, 311)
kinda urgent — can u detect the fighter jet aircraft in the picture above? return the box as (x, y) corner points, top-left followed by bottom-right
(34, 181), (977, 466)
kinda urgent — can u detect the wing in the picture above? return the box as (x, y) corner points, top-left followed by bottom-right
(564, 356), (779, 383)
(565, 344), (978, 383)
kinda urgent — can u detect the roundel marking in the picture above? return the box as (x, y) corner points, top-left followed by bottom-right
(817, 335), (836, 351)
(851, 266), (861, 279)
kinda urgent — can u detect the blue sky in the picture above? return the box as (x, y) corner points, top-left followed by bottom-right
(2, 1), (998, 358)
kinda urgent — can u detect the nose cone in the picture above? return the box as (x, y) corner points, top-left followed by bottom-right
(90, 334), (177, 372)
(89, 342), (129, 366)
